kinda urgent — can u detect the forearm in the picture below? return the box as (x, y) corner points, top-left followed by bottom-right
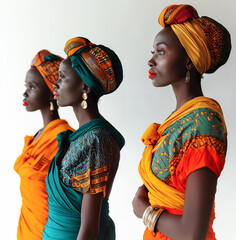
(156, 212), (207, 240)
(134, 197), (150, 218)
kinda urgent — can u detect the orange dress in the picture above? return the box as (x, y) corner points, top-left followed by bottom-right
(14, 119), (74, 240)
(139, 97), (227, 240)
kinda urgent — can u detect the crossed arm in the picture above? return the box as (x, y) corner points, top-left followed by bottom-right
(132, 167), (217, 240)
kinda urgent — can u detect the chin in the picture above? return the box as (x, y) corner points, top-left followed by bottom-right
(56, 99), (63, 107)
(56, 100), (69, 108)
(152, 81), (161, 87)
(152, 80), (169, 88)
(26, 108), (36, 112)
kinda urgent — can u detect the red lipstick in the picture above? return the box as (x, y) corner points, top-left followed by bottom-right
(148, 69), (157, 79)
(23, 100), (28, 106)
(53, 91), (59, 100)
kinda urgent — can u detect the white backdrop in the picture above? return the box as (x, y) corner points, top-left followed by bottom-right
(1, 0), (235, 239)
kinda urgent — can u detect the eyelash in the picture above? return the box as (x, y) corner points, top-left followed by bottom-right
(25, 84), (35, 90)
(151, 50), (165, 55)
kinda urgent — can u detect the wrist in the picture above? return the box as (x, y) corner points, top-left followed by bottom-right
(142, 206), (166, 233)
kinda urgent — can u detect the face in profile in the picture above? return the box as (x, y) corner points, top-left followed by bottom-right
(23, 66), (51, 112)
(53, 58), (83, 108)
(148, 27), (188, 87)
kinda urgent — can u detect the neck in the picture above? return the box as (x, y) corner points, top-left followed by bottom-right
(172, 77), (203, 112)
(73, 102), (102, 128)
(40, 108), (60, 129)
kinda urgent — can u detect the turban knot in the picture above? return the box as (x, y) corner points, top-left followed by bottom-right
(158, 4), (231, 74)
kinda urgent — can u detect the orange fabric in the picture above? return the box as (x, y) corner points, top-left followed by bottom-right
(31, 50), (64, 93)
(139, 123), (185, 209)
(64, 37), (96, 56)
(14, 119), (74, 240)
(171, 21), (211, 74)
(139, 96), (227, 240)
(158, 4), (231, 74)
(158, 5), (199, 27)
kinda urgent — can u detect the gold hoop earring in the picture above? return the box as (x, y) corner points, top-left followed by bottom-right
(81, 93), (88, 109)
(50, 101), (54, 114)
(185, 70), (190, 83)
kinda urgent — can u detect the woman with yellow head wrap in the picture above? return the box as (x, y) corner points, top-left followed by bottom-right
(132, 4), (231, 240)
(42, 37), (125, 240)
(14, 50), (74, 240)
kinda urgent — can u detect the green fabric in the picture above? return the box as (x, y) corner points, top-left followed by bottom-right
(68, 118), (125, 149)
(43, 54), (61, 62)
(70, 45), (123, 98)
(42, 118), (124, 239)
(151, 107), (225, 180)
(70, 54), (104, 98)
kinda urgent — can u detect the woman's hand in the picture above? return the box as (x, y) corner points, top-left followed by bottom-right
(132, 184), (150, 218)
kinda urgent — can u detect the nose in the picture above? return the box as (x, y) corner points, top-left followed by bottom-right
(23, 90), (28, 98)
(148, 57), (155, 67)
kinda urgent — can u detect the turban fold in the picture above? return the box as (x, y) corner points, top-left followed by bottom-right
(31, 50), (64, 93)
(158, 4), (231, 74)
(64, 37), (123, 98)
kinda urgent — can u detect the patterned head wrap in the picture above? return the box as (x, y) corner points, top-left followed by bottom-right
(31, 50), (64, 93)
(64, 37), (123, 98)
(158, 4), (231, 74)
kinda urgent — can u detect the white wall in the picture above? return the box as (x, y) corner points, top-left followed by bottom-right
(1, 0), (235, 239)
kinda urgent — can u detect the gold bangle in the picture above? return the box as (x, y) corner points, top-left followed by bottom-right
(142, 205), (158, 226)
(147, 208), (155, 228)
(142, 206), (153, 225)
(148, 208), (160, 232)
(147, 208), (166, 232)
(153, 208), (166, 232)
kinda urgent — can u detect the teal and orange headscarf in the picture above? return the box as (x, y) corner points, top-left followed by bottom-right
(31, 50), (64, 93)
(64, 37), (123, 98)
(158, 4), (231, 74)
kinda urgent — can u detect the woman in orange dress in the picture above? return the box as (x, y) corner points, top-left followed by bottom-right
(14, 50), (74, 240)
(132, 4), (231, 240)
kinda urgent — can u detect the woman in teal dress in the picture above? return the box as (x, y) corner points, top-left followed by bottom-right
(42, 37), (125, 240)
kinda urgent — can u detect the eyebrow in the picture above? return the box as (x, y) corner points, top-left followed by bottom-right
(155, 42), (168, 47)
(25, 79), (38, 86)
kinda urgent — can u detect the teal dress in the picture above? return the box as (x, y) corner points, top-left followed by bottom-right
(42, 118), (125, 240)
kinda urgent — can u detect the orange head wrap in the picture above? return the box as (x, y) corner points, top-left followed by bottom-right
(158, 4), (231, 74)
(64, 37), (123, 98)
(31, 50), (64, 93)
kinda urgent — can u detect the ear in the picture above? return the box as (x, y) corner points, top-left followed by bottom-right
(81, 82), (91, 94)
(186, 57), (195, 71)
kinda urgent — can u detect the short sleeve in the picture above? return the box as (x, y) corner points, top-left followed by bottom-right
(183, 135), (226, 178)
(60, 129), (119, 197)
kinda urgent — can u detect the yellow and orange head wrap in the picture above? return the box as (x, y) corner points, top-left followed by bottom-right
(31, 50), (64, 93)
(158, 4), (231, 74)
(64, 37), (123, 98)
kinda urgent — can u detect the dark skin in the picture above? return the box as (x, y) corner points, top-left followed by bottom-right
(23, 66), (59, 141)
(132, 27), (217, 240)
(53, 58), (120, 240)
